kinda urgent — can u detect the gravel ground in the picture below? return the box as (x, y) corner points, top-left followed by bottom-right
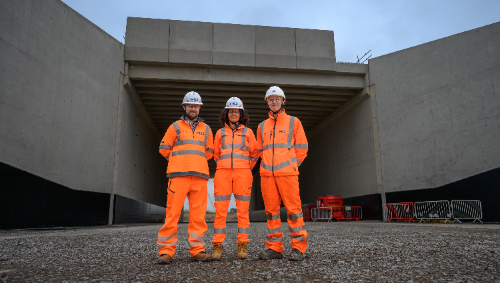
(1, 221), (499, 282)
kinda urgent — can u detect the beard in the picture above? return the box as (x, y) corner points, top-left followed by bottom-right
(186, 110), (198, 120)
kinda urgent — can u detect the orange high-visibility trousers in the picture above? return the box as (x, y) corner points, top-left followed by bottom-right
(211, 168), (252, 244)
(261, 175), (308, 254)
(157, 176), (208, 257)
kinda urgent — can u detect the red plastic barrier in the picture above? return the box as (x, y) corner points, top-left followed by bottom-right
(335, 206), (362, 221)
(384, 202), (414, 222)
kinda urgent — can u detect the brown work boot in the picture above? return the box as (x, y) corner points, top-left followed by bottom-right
(288, 248), (305, 261)
(191, 251), (212, 261)
(157, 254), (172, 264)
(211, 243), (223, 260)
(237, 242), (248, 259)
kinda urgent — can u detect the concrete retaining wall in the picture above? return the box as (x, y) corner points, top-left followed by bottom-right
(369, 21), (500, 193)
(299, 94), (378, 205)
(0, 0), (124, 195)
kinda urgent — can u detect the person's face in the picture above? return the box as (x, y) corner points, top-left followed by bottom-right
(228, 109), (240, 123)
(183, 104), (201, 120)
(267, 96), (283, 112)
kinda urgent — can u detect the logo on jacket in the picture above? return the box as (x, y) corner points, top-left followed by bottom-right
(279, 130), (286, 134)
(196, 131), (205, 136)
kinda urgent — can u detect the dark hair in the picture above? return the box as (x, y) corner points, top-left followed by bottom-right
(219, 109), (249, 127)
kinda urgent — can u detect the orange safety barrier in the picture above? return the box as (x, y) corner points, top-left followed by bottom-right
(335, 206), (362, 221)
(384, 202), (414, 222)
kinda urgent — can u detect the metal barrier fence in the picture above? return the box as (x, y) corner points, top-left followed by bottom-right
(451, 200), (483, 224)
(384, 202), (414, 222)
(335, 206), (362, 221)
(311, 207), (333, 222)
(414, 200), (452, 223)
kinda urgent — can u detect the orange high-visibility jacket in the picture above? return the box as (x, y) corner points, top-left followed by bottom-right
(159, 118), (214, 180)
(257, 109), (308, 176)
(214, 124), (258, 169)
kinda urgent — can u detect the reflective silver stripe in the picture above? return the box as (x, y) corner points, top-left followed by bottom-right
(289, 226), (302, 233)
(288, 212), (303, 221)
(188, 232), (204, 242)
(220, 128), (226, 148)
(259, 121), (265, 142)
(234, 194), (251, 201)
(265, 236), (284, 242)
(167, 171), (209, 180)
(267, 214), (280, 220)
(268, 227), (281, 234)
(159, 144), (173, 149)
(225, 144), (249, 151)
(171, 150), (206, 158)
(292, 144), (308, 149)
(240, 127), (247, 150)
(173, 122), (181, 139)
(204, 124), (210, 146)
(249, 156), (259, 161)
(263, 143), (290, 151)
(288, 117), (295, 144)
(217, 154), (232, 161)
(174, 140), (205, 146)
(261, 156), (297, 171)
(207, 148), (214, 154)
(215, 194), (232, 201)
(238, 227), (249, 234)
(291, 236), (305, 241)
(189, 242), (203, 247)
(297, 160), (302, 166)
(158, 241), (177, 247)
(158, 233), (178, 242)
(214, 228), (226, 234)
(217, 153), (252, 161)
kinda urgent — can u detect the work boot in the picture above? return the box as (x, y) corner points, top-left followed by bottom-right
(211, 243), (223, 260)
(190, 251), (212, 262)
(288, 249), (305, 261)
(258, 249), (283, 260)
(157, 254), (173, 264)
(237, 242), (248, 259)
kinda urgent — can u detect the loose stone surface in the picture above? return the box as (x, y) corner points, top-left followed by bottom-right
(1, 221), (499, 282)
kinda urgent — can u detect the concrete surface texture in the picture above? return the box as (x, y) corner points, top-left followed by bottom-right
(300, 91), (378, 203)
(1, 222), (499, 282)
(369, 21), (500, 193)
(125, 17), (336, 71)
(0, 0), (124, 195)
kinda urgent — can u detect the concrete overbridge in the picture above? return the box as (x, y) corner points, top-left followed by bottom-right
(3, 0), (499, 228)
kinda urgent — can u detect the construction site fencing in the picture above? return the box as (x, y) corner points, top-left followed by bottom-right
(311, 207), (333, 222)
(384, 202), (414, 222)
(414, 200), (452, 223)
(335, 206), (362, 221)
(451, 200), (483, 224)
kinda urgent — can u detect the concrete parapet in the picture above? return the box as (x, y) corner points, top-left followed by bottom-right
(169, 20), (213, 64)
(213, 23), (255, 66)
(125, 17), (169, 62)
(296, 28), (336, 71)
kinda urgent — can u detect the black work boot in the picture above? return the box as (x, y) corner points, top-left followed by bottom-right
(288, 248), (305, 261)
(258, 249), (283, 260)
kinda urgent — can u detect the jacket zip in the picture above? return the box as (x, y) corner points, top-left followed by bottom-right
(231, 128), (235, 169)
(272, 115), (277, 176)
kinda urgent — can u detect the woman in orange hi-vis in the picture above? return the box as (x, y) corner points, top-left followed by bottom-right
(157, 91), (214, 264)
(256, 86), (309, 261)
(211, 97), (258, 260)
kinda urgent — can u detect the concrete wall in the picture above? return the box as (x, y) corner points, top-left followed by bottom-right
(117, 80), (167, 207)
(300, 92), (378, 204)
(125, 18), (336, 71)
(369, 21), (500, 193)
(0, 0), (124, 195)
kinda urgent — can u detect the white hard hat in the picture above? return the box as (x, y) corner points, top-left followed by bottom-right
(182, 91), (203, 105)
(225, 97), (244, 110)
(265, 86), (286, 102)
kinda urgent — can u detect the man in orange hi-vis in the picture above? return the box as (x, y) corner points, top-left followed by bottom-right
(157, 91), (214, 264)
(256, 86), (308, 261)
(211, 97), (258, 260)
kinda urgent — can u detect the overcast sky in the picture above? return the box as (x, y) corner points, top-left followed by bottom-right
(62, 0), (500, 62)
(60, 1), (499, 211)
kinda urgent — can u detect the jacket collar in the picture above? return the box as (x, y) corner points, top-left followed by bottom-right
(225, 122), (244, 131)
(268, 108), (286, 120)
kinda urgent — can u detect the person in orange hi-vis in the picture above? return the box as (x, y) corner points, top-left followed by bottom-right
(256, 86), (308, 261)
(211, 97), (258, 260)
(157, 91), (214, 264)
